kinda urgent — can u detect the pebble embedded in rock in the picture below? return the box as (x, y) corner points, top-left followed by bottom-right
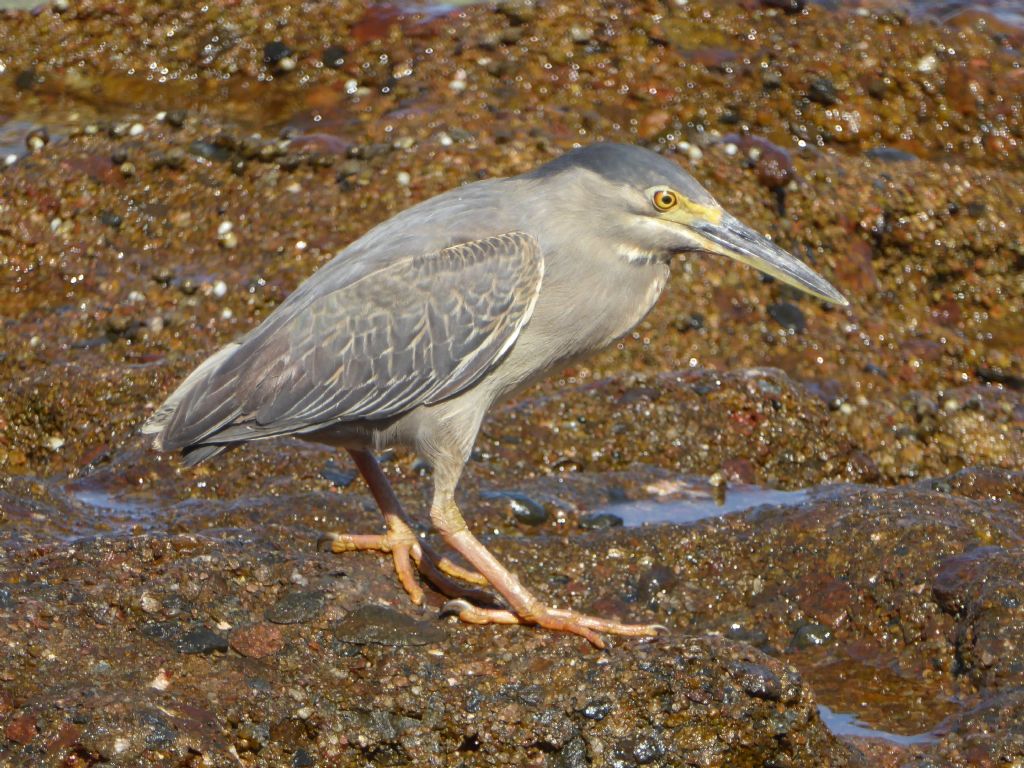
(265, 589), (327, 625)
(230, 623), (286, 658)
(177, 626), (229, 654)
(333, 604), (445, 646)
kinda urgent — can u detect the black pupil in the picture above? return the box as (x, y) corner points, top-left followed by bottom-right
(660, 193), (672, 206)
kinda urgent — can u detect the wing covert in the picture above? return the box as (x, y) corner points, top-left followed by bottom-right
(159, 231), (543, 450)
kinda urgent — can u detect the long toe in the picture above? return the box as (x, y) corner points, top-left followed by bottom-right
(440, 599), (664, 648)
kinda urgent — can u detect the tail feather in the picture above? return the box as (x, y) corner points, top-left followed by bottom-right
(142, 343), (243, 455)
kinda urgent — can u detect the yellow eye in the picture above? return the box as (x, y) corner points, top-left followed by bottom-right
(652, 189), (679, 211)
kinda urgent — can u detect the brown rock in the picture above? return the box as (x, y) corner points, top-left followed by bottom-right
(229, 623), (285, 658)
(4, 713), (37, 745)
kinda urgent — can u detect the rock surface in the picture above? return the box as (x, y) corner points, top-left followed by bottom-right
(1, 0), (1023, 765)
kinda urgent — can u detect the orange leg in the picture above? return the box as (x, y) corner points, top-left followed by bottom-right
(319, 449), (488, 604)
(430, 498), (666, 649)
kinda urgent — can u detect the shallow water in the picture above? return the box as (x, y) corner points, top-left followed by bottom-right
(818, 705), (940, 746)
(592, 483), (816, 526)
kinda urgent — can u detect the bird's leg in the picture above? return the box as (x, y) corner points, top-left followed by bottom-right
(429, 482), (665, 649)
(320, 449), (488, 605)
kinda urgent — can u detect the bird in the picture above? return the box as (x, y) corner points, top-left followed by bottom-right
(143, 143), (847, 647)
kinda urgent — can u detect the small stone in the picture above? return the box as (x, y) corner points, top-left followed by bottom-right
(917, 54), (938, 73)
(140, 593), (161, 613)
(264, 41), (294, 67)
(323, 45), (346, 69)
(578, 512), (623, 530)
(265, 590), (327, 625)
(176, 626), (229, 654)
(164, 109), (187, 128)
(321, 459), (357, 488)
(149, 669), (172, 690)
(767, 302), (806, 334)
(761, 0), (805, 11)
(580, 698), (613, 720)
(482, 490), (550, 526)
(26, 128), (49, 152)
(4, 714), (36, 745)
(230, 623), (285, 658)
(333, 604), (445, 646)
(790, 623), (833, 648)
(212, 279), (228, 298)
(807, 76), (839, 105)
(129, 122), (144, 137)
(188, 140), (233, 163)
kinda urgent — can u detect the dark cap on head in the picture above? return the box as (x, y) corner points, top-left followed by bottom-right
(526, 143), (716, 205)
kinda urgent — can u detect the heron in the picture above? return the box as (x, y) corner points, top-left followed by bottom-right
(143, 143), (847, 647)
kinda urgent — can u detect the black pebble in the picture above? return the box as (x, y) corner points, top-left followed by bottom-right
(807, 76), (839, 105)
(265, 590), (327, 625)
(264, 41), (293, 65)
(767, 302), (806, 334)
(578, 512), (623, 530)
(322, 44), (346, 69)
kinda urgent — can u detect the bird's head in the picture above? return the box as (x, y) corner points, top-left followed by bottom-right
(531, 143), (848, 307)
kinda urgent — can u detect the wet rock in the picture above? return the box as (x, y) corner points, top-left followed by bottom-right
(230, 623), (285, 658)
(332, 604), (445, 646)
(265, 589), (327, 624)
(0, 587), (13, 609)
(933, 546), (1004, 615)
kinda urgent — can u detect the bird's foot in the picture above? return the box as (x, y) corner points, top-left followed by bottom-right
(318, 521), (488, 606)
(441, 599), (668, 649)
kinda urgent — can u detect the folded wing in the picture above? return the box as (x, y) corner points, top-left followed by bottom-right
(144, 232), (544, 463)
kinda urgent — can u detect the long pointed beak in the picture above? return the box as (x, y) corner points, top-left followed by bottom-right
(689, 214), (848, 306)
